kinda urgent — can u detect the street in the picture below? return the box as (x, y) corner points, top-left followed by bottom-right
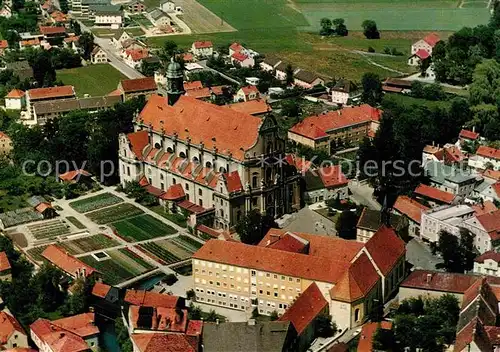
(348, 180), (381, 210)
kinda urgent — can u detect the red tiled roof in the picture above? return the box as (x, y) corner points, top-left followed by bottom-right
(265, 232), (309, 254)
(177, 200), (208, 214)
(42, 245), (96, 278)
(318, 165), (348, 189)
(127, 130), (149, 160)
(35, 202), (53, 213)
(184, 81), (203, 91)
(393, 195), (429, 224)
(92, 282), (111, 298)
(289, 105), (381, 141)
(0, 311), (25, 345)
(278, 283), (327, 334)
(161, 183), (185, 200)
(483, 169), (500, 181)
(6, 89), (25, 98)
(0, 251), (11, 272)
(125, 48), (149, 62)
(120, 77), (156, 93)
(472, 201), (498, 216)
(414, 184), (455, 204)
(131, 333), (196, 352)
(423, 32), (440, 47)
(327, 343), (348, 352)
(196, 224), (220, 238)
(285, 154), (313, 174)
(475, 251), (500, 264)
(414, 49), (430, 60)
(193, 41), (212, 49)
(240, 85), (259, 95)
(210, 85), (226, 95)
(185, 87), (211, 99)
(400, 270), (479, 293)
(229, 42), (243, 52)
(138, 95), (262, 161)
(224, 171), (243, 193)
(460, 277), (498, 317)
(0, 40), (8, 49)
(476, 209), (500, 241)
(382, 85), (403, 93)
(39, 25), (66, 35)
(186, 320), (203, 336)
(364, 225), (405, 276)
(460, 129), (479, 140)
(59, 169), (91, 182)
(443, 145), (465, 164)
(0, 131), (10, 140)
(27, 86), (74, 100)
(182, 53), (194, 62)
(129, 306), (188, 332)
(20, 38), (40, 47)
(330, 252), (379, 303)
(226, 99), (270, 115)
(477, 146), (500, 161)
(485, 326), (500, 345)
(51, 313), (99, 338)
(108, 88), (122, 97)
(231, 52), (249, 62)
(454, 318), (492, 352)
(357, 322), (392, 352)
(124, 289), (180, 308)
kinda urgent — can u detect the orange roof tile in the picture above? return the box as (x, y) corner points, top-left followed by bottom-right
(0, 311), (25, 345)
(357, 322), (392, 352)
(20, 38), (40, 47)
(318, 165), (348, 189)
(265, 232), (309, 254)
(414, 49), (430, 60)
(182, 53), (194, 62)
(226, 99), (270, 115)
(64, 35), (79, 43)
(454, 318), (492, 352)
(232, 52), (249, 62)
(193, 41), (212, 49)
(364, 225), (405, 276)
(35, 202), (53, 213)
(59, 169), (91, 182)
(51, 313), (99, 337)
(476, 209), (500, 241)
(184, 81), (203, 90)
(0, 131), (10, 140)
(42, 245), (96, 278)
(196, 224), (220, 238)
(289, 105), (381, 140)
(138, 95), (262, 161)
(0, 251), (10, 272)
(414, 184), (455, 204)
(186, 320), (203, 336)
(285, 154), (313, 174)
(129, 306), (188, 332)
(423, 32), (440, 47)
(30, 317), (94, 352)
(124, 289), (180, 308)
(278, 283), (327, 334)
(393, 195), (428, 224)
(161, 183), (185, 200)
(39, 25), (66, 35)
(92, 282), (111, 298)
(477, 146), (500, 161)
(240, 85), (259, 95)
(108, 88), (122, 97)
(400, 270), (479, 294)
(224, 171), (243, 193)
(125, 48), (149, 62)
(27, 86), (74, 100)
(472, 201), (498, 216)
(120, 77), (156, 93)
(185, 87), (211, 99)
(131, 333), (197, 352)
(483, 169), (500, 181)
(6, 89), (25, 98)
(0, 40), (8, 49)
(127, 130), (149, 160)
(460, 129), (479, 140)
(229, 42), (243, 52)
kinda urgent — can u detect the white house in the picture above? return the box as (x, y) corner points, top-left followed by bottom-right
(233, 86), (259, 102)
(420, 204), (475, 243)
(330, 79), (358, 105)
(146, 8), (171, 27)
(0, 311), (28, 350)
(191, 41), (213, 58)
(229, 42), (244, 57)
(91, 46), (107, 64)
(473, 251), (500, 277)
(303, 165), (348, 204)
(123, 49), (149, 69)
(160, 0), (175, 12)
(5, 89), (25, 110)
(230, 52), (254, 68)
(111, 30), (131, 49)
(93, 7), (123, 29)
(474, 179), (500, 203)
(293, 69), (324, 89)
(260, 57), (281, 72)
(408, 49), (430, 66)
(411, 32), (440, 56)
(469, 146), (500, 171)
(462, 209), (500, 254)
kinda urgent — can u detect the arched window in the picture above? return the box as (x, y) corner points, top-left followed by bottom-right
(167, 147), (174, 153)
(192, 156), (199, 164)
(154, 142), (161, 149)
(219, 166), (227, 173)
(160, 174), (164, 180)
(173, 178), (176, 184)
(205, 161), (212, 168)
(179, 151), (186, 159)
(252, 173), (258, 188)
(354, 308), (360, 322)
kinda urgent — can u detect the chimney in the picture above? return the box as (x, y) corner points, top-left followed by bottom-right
(247, 319), (255, 326)
(426, 273), (433, 283)
(472, 126), (476, 133)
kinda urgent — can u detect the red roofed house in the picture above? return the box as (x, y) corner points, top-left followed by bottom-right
(228, 42), (244, 56)
(288, 104), (381, 153)
(5, 89), (25, 110)
(231, 52), (255, 68)
(469, 145), (500, 171)
(459, 128), (479, 142)
(233, 85), (260, 102)
(42, 245), (97, 281)
(0, 131), (13, 157)
(59, 169), (92, 184)
(392, 195), (429, 237)
(463, 209), (500, 254)
(0, 311), (28, 350)
(411, 32), (440, 57)
(124, 289), (183, 309)
(122, 48), (149, 69)
(117, 77), (157, 101)
(304, 165), (349, 203)
(30, 313), (100, 352)
(183, 81), (203, 91)
(131, 333), (198, 352)
(91, 282), (119, 303)
(191, 41), (213, 58)
(408, 48), (430, 66)
(474, 251), (500, 277)
(25, 85), (76, 124)
(118, 92), (302, 230)
(39, 25), (66, 38)
(357, 321), (392, 352)
(0, 40), (8, 56)
(414, 183), (456, 206)
(278, 283), (328, 351)
(0, 251), (12, 281)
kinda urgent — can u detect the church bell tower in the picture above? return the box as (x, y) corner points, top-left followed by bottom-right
(166, 57), (185, 106)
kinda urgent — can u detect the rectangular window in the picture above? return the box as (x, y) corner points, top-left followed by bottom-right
(199, 189), (203, 196)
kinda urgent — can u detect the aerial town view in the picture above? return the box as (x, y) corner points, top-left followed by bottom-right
(0, 0), (498, 350)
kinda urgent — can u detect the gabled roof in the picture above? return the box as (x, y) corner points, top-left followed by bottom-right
(400, 270), (479, 294)
(423, 32), (441, 47)
(476, 146), (500, 161)
(414, 49), (430, 60)
(278, 283), (327, 334)
(240, 85), (259, 95)
(414, 184), (455, 204)
(51, 313), (99, 338)
(262, 57), (281, 67)
(124, 289), (180, 308)
(476, 209), (500, 241)
(0, 40), (8, 49)
(92, 282), (111, 298)
(364, 225), (405, 276)
(475, 251), (500, 265)
(294, 69), (322, 84)
(357, 321), (393, 352)
(482, 169), (500, 181)
(264, 232), (309, 254)
(59, 169), (91, 182)
(39, 25), (66, 35)
(229, 42), (243, 52)
(460, 129), (479, 140)
(231, 52), (249, 62)
(226, 99), (270, 115)
(393, 195), (429, 224)
(356, 207), (405, 232)
(126, 130), (149, 160)
(0, 311), (25, 345)
(129, 306), (188, 332)
(27, 86), (74, 100)
(120, 77), (157, 93)
(454, 318), (492, 352)
(193, 41), (212, 49)
(161, 183), (185, 200)
(125, 48), (149, 62)
(42, 245), (96, 277)
(0, 251), (10, 272)
(184, 80), (203, 90)
(472, 201), (498, 216)
(224, 171), (243, 193)
(6, 89), (24, 98)
(318, 165), (348, 189)
(131, 333), (197, 352)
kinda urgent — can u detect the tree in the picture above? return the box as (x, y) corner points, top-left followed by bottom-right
(30, 49), (56, 87)
(115, 317), (133, 352)
(141, 58), (161, 77)
(335, 210), (358, 239)
(314, 313), (336, 338)
(361, 72), (382, 106)
(161, 40), (178, 62)
(320, 18), (332, 35)
(188, 303), (202, 320)
(362, 20), (380, 39)
(270, 310), (279, 321)
(433, 229), (475, 273)
(280, 99), (300, 118)
(332, 18), (348, 36)
(70, 20), (81, 35)
(235, 209), (279, 245)
(372, 325), (396, 351)
(205, 310), (219, 322)
(34, 264), (67, 312)
(186, 289), (196, 300)
(285, 64), (294, 86)
(419, 57), (431, 77)
(78, 32), (94, 60)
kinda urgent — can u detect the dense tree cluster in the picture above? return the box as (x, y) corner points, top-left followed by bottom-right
(431, 229), (475, 273)
(235, 209), (279, 244)
(362, 20), (380, 39)
(319, 18), (348, 36)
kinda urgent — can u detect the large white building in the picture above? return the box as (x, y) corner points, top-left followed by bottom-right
(420, 204), (475, 243)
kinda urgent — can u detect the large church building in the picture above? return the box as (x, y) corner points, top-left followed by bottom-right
(118, 59), (302, 230)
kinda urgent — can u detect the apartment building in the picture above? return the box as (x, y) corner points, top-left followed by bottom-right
(420, 204), (475, 242)
(424, 161), (480, 197)
(288, 105), (381, 153)
(24, 85), (76, 124)
(462, 209), (500, 254)
(469, 146), (500, 171)
(192, 226), (406, 331)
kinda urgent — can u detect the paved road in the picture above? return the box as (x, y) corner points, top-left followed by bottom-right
(198, 60), (242, 85)
(348, 180), (381, 210)
(406, 238), (442, 271)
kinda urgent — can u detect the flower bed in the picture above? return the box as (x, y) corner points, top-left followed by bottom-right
(69, 193), (123, 213)
(27, 220), (70, 240)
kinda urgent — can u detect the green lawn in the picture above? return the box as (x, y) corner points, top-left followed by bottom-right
(56, 65), (127, 97)
(112, 214), (177, 242)
(150, 206), (187, 228)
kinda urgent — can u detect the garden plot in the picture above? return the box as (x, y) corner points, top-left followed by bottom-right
(138, 235), (203, 264)
(58, 234), (119, 255)
(26, 245), (48, 262)
(27, 220), (70, 240)
(112, 214), (177, 242)
(80, 248), (154, 285)
(86, 203), (144, 224)
(69, 193), (123, 213)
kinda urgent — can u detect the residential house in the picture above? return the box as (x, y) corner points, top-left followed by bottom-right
(123, 48), (149, 69)
(472, 201), (498, 216)
(231, 52), (255, 68)
(64, 35), (81, 53)
(226, 99), (270, 116)
(357, 321), (392, 352)
(233, 85), (259, 102)
(0, 40), (8, 55)
(0, 132), (12, 156)
(50, 10), (68, 25)
(473, 251), (500, 277)
(131, 333), (200, 352)
(146, 8), (170, 26)
(420, 204), (475, 242)
(274, 61), (291, 81)
(414, 183), (456, 207)
(30, 313), (100, 352)
(393, 196), (429, 238)
(111, 30), (131, 49)
(381, 78), (412, 94)
(260, 57), (282, 72)
(19, 38), (40, 50)
(92, 5), (123, 29)
(303, 165), (349, 204)
(159, 0), (175, 12)
(191, 41), (213, 58)
(278, 283), (328, 351)
(39, 25), (66, 39)
(127, 1), (146, 13)
(408, 48), (430, 66)
(202, 321), (296, 352)
(5, 89), (25, 110)
(356, 208), (406, 243)
(458, 128), (480, 147)
(0, 310), (28, 349)
(288, 104), (381, 153)
(91, 46), (107, 63)
(124, 289), (184, 308)
(474, 179), (500, 203)
(0, 5), (12, 18)
(462, 209), (500, 254)
(91, 282), (119, 303)
(330, 79), (358, 106)
(117, 77), (157, 101)
(293, 69), (324, 89)
(411, 32), (440, 56)
(469, 146), (500, 171)
(121, 39), (146, 51)
(24, 85), (76, 123)
(228, 42), (244, 56)
(184, 80), (203, 90)
(59, 169), (92, 184)
(42, 244), (97, 281)
(424, 161), (479, 197)
(422, 144), (465, 167)
(0, 252), (11, 281)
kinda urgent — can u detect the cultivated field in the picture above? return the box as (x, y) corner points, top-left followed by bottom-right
(80, 248), (154, 285)
(57, 65), (127, 97)
(27, 220), (70, 240)
(70, 193), (124, 213)
(173, 0), (235, 33)
(112, 214), (177, 242)
(86, 203), (144, 224)
(138, 235), (203, 264)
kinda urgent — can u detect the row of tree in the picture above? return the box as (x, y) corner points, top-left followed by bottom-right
(319, 18), (348, 36)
